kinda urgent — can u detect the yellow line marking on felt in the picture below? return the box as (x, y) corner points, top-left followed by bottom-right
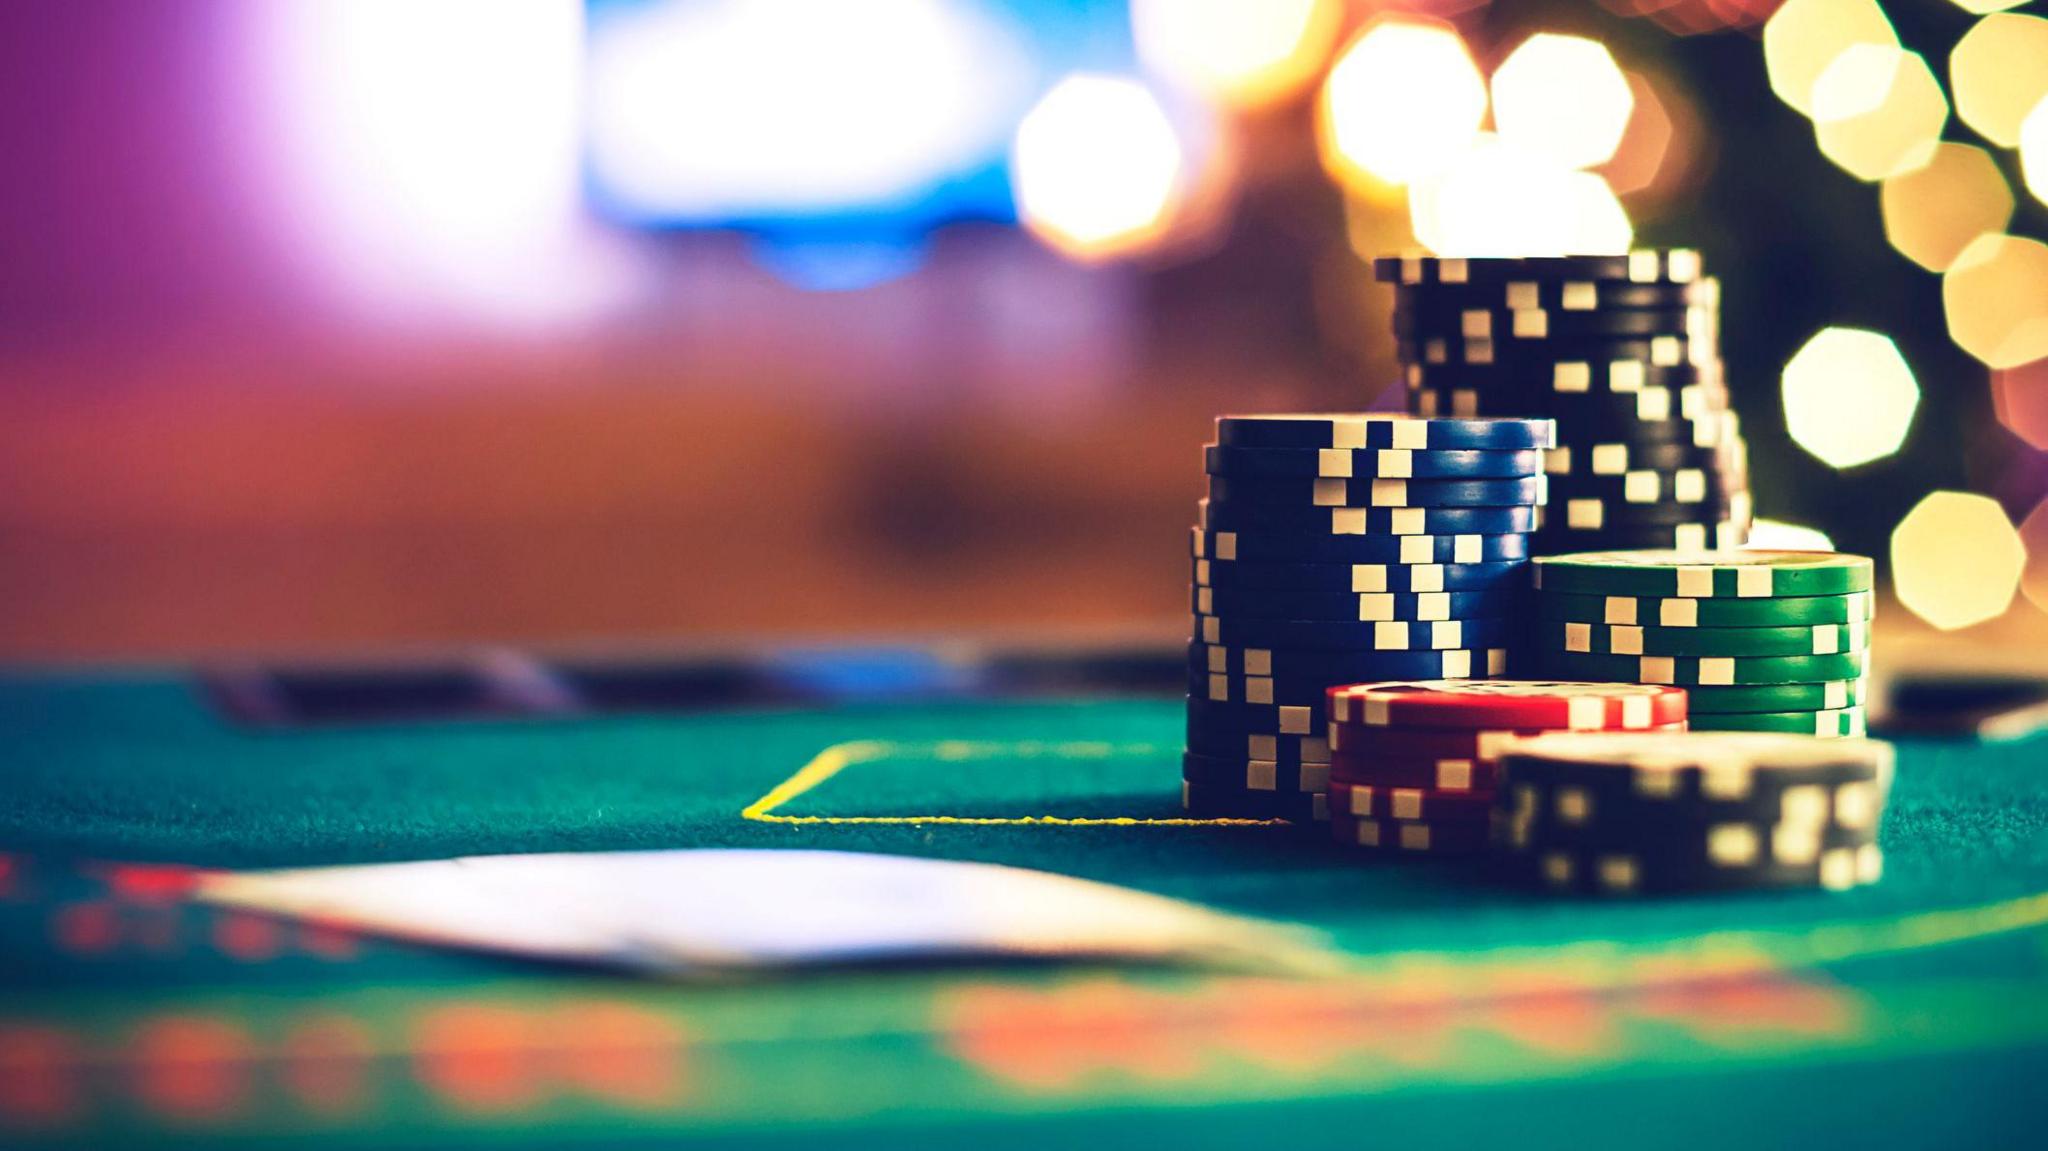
(741, 739), (1281, 827)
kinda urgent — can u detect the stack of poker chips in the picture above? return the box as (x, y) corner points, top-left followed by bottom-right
(1377, 250), (1752, 553)
(1183, 413), (1557, 824)
(1323, 681), (1689, 854)
(1532, 550), (1874, 736)
(1491, 731), (1892, 895)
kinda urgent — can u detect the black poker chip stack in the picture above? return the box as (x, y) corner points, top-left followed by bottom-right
(1376, 251), (1753, 554)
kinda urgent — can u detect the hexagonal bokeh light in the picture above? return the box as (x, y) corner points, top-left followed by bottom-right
(2024, 98), (2048, 206)
(1318, 21), (1487, 189)
(1948, 0), (2031, 14)
(1781, 327), (1920, 469)
(1763, 0), (1897, 117)
(1131, 0), (1340, 109)
(1992, 355), (2048, 450)
(1942, 234), (2048, 369)
(1811, 45), (1947, 181)
(1950, 14), (2048, 149)
(1011, 75), (1186, 261)
(1880, 143), (2013, 272)
(1410, 134), (1633, 258)
(1491, 34), (1634, 171)
(1891, 491), (2025, 630)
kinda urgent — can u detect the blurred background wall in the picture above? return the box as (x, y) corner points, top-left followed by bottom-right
(0, 0), (2043, 661)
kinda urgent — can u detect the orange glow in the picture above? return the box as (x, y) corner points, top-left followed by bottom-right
(1992, 356), (2048, 450)
(1880, 143), (2014, 272)
(1318, 21), (1487, 188)
(1602, 72), (1677, 198)
(1942, 234), (2048, 369)
(1131, 0), (1341, 108)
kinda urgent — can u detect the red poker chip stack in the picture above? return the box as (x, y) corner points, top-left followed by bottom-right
(1323, 680), (1689, 854)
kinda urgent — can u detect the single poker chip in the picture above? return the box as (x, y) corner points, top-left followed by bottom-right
(1412, 390), (1738, 446)
(1207, 474), (1545, 509)
(1184, 724), (1330, 766)
(1541, 467), (1743, 507)
(1189, 640), (1511, 682)
(1539, 649), (1868, 686)
(1198, 615), (1518, 660)
(1373, 250), (1704, 286)
(1393, 305), (1703, 341)
(1326, 719), (1690, 764)
(1399, 334), (1712, 371)
(1530, 519), (1751, 553)
(1329, 779), (1495, 822)
(1326, 680), (1688, 730)
(1198, 498), (1538, 537)
(1194, 557), (1526, 594)
(1214, 413), (1557, 451)
(1546, 621), (1870, 658)
(1203, 445), (1545, 480)
(1181, 751), (1329, 795)
(1192, 584), (1521, 623)
(1543, 438), (1744, 478)
(1393, 278), (1716, 313)
(1494, 838), (1884, 895)
(1192, 526), (1530, 565)
(1327, 752), (1505, 793)
(1181, 778), (1329, 823)
(1404, 357), (1721, 395)
(1331, 811), (1494, 853)
(1532, 550), (1875, 598)
(1688, 707), (1868, 737)
(1535, 495), (1743, 530)
(1537, 591), (1874, 628)
(1683, 679), (1868, 714)
(1495, 729), (1893, 792)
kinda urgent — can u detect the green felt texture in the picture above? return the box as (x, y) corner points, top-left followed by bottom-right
(1, 671), (2045, 1148)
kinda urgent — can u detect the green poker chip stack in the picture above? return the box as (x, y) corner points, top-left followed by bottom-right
(1530, 550), (1875, 737)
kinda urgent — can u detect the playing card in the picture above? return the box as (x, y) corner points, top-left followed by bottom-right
(195, 849), (1328, 975)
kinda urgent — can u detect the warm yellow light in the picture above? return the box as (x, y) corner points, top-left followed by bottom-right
(1880, 143), (2014, 272)
(1942, 234), (2048, 369)
(1811, 45), (1947, 181)
(1781, 327), (1920, 469)
(1318, 21), (1487, 188)
(1891, 491), (2024, 630)
(1747, 519), (1837, 551)
(1131, 0), (1340, 108)
(1491, 34), (1634, 170)
(1011, 75), (1185, 261)
(1949, 0), (2031, 13)
(2023, 98), (2048, 206)
(1409, 133), (1632, 257)
(1763, 0), (1898, 117)
(1950, 14), (2048, 149)
(1603, 72), (1676, 198)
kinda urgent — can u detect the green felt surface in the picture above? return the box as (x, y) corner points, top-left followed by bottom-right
(2, 670), (2046, 1148)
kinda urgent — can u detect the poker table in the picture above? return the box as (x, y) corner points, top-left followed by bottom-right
(3, 647), (2045, 1149)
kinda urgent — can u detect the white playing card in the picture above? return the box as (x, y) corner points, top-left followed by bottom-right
(196, 849), (1327, 974)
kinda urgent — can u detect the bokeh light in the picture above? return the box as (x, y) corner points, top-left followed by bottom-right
(1747, 519), (1837, 550)
(1891, 492), (2025, 630)
(1491, 34), (1634, 170)
(1410, 134), (1633, 257)
(1879, 143), (2013, 272)
(1781, 327), (1920, 469)
(1810, 45), (1947, 182)
(1602, 72), (1676, 198)
(2023, 98), (2048, 206)
(1942, 234), (2048, 369)
(1949, 0), (2031, 13)
(1131, 0), (1340, 109)
(1763, 0), (1898, 118)
(1318, 21), (1487, 189)
(1991, 355), (2048, 450)
(2019, 496), (2048, 615)
(1011, 75), (1186, 261)
(1950, 14), (2048, 149)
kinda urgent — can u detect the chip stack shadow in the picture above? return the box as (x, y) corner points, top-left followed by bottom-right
(1184, 414), (1556, 823)
(1376, 251), (1751, 554)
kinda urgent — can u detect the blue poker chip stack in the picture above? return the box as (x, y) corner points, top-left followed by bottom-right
(1184, 413), (1556, 825)
(1375, 250), (1753, 554)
